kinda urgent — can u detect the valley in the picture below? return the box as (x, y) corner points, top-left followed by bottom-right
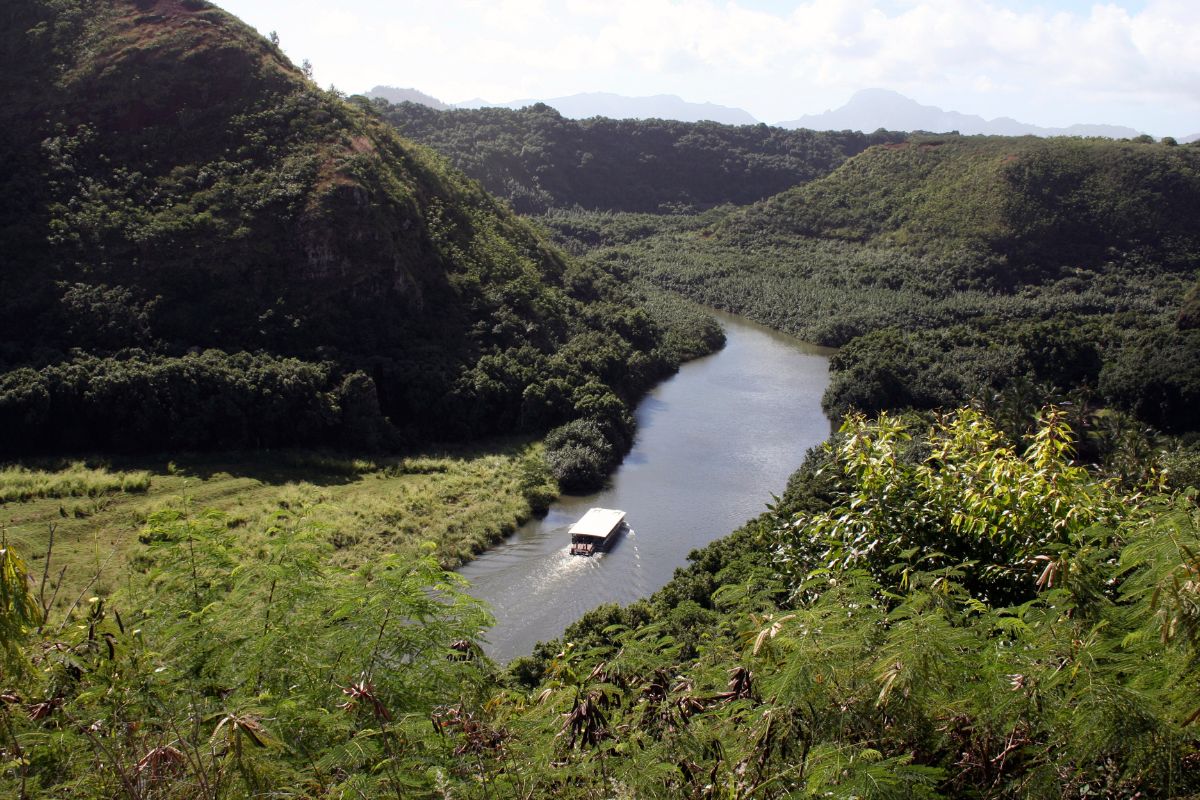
(1, 1), (1198, 798)
(462, 312), (832, 661)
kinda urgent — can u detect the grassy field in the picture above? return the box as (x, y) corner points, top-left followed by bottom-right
(0, 440), (557, 618)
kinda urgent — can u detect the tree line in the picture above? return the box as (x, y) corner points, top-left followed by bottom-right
(370, 99), (905, 213)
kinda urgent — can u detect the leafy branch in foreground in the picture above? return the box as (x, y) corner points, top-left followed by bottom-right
(490, 406), (1199, 799)
(1, 502), (494, 798)
(4, 407), (1199, 798)
(0, 537), (42, 676)
(776, 407), (1133, 605)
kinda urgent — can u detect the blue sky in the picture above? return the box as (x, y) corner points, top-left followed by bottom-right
(218, 0), (1198, 136)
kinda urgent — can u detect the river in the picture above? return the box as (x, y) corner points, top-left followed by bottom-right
(460, 311), (834, 661)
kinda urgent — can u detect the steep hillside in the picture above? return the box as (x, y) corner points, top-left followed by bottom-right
(549, 135), (1200, 431)
(372, 100), (905, 213)
(729, 135), (1200, 282)
(0, 0), (716, 454)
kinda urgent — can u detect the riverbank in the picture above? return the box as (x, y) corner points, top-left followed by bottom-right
(0, 441), (556, 615)
(3, 309), (831, 647)
(462, 311), (834, 661)
(1, 296), (725, 624)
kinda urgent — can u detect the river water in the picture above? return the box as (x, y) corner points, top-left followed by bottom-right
(460, 311), (833, 661)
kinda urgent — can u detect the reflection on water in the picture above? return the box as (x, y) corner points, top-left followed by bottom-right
(459, 311), (833, 661)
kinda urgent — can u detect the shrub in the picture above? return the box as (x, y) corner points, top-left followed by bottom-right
(544, 417), (616, 493)
(1101, 328), (1200, 433)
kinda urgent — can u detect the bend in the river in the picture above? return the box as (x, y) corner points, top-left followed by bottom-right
(460, 311), (834, 661)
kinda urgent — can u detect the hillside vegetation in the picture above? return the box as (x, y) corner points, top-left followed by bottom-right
(3, 407), (1198, 798)
(545, 135), (1200, 434)
(731, 135), (1200, 281)
(373, 100), (906, 213)
(0, 0), (718, 460)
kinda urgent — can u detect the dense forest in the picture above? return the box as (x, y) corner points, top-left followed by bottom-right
(371, 102), (1200, 439)
(373, 100), (906, 213)
(3, 1), (1200, 798)
(0, 0), (719, 466)
(541, 135), (1200, 436)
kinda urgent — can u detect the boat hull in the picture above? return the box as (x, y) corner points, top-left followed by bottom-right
(570, 523), (629, 556)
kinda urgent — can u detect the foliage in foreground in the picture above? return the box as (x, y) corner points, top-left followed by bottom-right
(501, 408), (1200, 799)
(2, 504), (493, 798)
(3, 408), (1199, 798)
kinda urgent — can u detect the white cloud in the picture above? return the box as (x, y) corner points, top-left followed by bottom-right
(218, 0), (1200, 135)
(312, 9), (362, 40)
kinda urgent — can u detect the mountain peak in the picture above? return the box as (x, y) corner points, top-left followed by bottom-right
(847, 88), (912, 104)
(364, 86), (448, 110)
(782, 89), (1142, 139)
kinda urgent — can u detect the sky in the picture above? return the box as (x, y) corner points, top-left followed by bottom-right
(216, 0), (1199, 136)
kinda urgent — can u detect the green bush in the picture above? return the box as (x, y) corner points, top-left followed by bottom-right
(1179, 278), (1200, 330)
(543, 417), (618, 493)
(1100, 328), (1200, 432)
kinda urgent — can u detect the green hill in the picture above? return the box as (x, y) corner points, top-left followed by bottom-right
(0, 0), (716, 454)
(729, 135), (1200, 282)
(548, 136), (1200, 431)
(372, 100), (905, 213)
(724, 136), (1200, 425)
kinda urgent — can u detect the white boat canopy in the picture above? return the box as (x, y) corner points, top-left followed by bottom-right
(569, 508), (626, 539)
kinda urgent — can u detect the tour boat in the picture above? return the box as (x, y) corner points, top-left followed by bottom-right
(568, 508), (628, 556)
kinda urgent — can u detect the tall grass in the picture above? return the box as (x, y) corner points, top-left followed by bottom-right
(1, 444), (557, 610)
(0, 463), (151, 504)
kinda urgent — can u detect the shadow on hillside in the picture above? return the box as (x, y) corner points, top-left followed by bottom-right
(99, 450), (378, 488)
(8, 433), (545, 489)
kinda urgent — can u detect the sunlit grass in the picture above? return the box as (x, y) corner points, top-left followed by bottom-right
(0, 462), (151, 504)
(0, 442), (557, 617)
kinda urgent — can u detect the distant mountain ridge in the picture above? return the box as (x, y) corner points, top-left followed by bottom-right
(781, 89), (1143, 139)
(375, 102), (902, 213)
(363, 87), (758, 125)
(362, 85), (1155, 138)
(460, 92), (758, 125)
(364, 85), (448, 110)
